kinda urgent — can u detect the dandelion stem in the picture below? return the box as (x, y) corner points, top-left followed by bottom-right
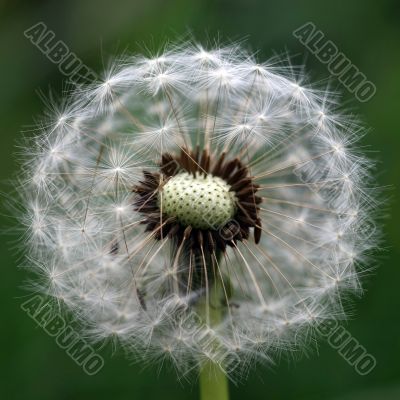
(198, 272), (230, 400)
(199, 359), (229, 400)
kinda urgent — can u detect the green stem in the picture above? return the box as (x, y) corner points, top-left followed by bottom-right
(198, 269), (230, 400)
(199, 360), (229, 400)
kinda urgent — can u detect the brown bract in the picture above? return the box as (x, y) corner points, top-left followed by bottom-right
(133, 147), (262, 258)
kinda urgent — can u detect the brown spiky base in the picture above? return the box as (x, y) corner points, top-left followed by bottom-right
(133, 147), (262, 257)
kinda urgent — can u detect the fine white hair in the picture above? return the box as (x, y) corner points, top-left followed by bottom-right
(16, 40), (380, 380)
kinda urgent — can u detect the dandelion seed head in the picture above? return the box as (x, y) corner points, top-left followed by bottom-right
(16, 40), (380, 380)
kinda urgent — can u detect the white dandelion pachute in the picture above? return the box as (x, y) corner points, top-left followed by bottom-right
(18, 41), (379, 379)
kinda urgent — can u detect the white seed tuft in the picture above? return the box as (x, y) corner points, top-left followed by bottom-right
(15, 40), (380, 380)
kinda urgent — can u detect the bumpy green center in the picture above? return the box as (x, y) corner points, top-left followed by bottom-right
(159, 172), (236, 229)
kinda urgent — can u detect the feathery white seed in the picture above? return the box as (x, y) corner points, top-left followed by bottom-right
(16, 40), (380, 379)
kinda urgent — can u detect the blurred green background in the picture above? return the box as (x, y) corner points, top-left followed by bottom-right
(1, 0), (399, 399)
